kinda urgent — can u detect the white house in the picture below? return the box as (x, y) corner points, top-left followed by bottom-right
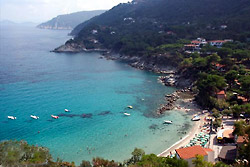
(209, 40), (226, 48)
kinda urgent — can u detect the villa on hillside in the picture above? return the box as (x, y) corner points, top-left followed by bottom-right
(175, 145), (214, 167)
(184, 38), (233, 53)
(209, 40), (226, 48)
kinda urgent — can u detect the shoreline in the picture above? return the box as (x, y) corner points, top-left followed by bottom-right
(53, 49), (202, 158)
(157, 114), (203, 157)
(157, 91), (206, 157)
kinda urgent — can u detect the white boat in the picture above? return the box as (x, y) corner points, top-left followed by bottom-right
(8, 116), (17, 120)
(30, 115), (39, 119)
(164, 120), (173, 124)
(65, 109), (69, 112)
(192, 115), (200, 121)
(124, 113), (131, 116)
(127, 106), (133, 109)
(51, 115), (59, 119)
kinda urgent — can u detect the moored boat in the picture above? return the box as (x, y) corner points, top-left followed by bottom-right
(51, 115), (59, 119)
(192, 115), (200, 121)
(65, 109), (69, 112)
(30, 115), (39, 119)
(8, 116), (17, 120)
(124, 113), (131, 116)
(164, 120), (173, 124)
(127, 106), (133, 109)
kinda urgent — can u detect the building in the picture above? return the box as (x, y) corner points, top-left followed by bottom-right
(218, 146), (237, 164)
(236, 135), (249, 148)
(209, 40), (226, 48)
(175, 146), (214, 167)
(214, 63), (226, 71)
(184, 38), (207, 53)
(217, 129), (234, 143)
(220, 25), (228, 29)
(216, 90), (227, 100)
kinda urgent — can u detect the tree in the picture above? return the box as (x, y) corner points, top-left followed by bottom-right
(135, 154), (188, 167)
(92, 157), (119, 167)
(225, 70), (238, 88)
(222, 109), (232, 118)
(239, 75), (250, 99)
(125, 148), (145, 165)
(196, 74), (226, 107)
(232, 50), (250, 61)
(233, 120), (246, 136)
(212, 108), (221, 118)
(80, 160), (92, 167)
(131, 148), (145, 164)
(192, 155), (213, 167)
(214, 161), (229, 167)
(181, 58), (193, 68)
(207, 53), (221, 64)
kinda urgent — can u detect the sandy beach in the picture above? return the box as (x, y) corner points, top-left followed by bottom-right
(158, 92), (208, 157)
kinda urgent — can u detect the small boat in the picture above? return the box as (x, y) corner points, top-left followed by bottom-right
(30, 115), (39, 119)
(51, 115), (59, 119)
(8, 116), (17, 120)
(164, 120), (173, 124)
(192, 115), (200, 121)
(127, 106), (133, 109)
(65, 109), (69, 112)
(124, 113), (131, 116)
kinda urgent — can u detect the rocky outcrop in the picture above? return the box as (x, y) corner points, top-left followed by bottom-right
(53, 43), (108, 53)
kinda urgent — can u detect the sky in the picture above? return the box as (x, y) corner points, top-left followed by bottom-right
(0, 0), (131, 23)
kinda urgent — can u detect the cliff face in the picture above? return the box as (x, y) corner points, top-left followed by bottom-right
(37, 10), (106, 30)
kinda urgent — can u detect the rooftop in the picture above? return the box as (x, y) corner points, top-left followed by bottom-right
(237, 135), (249, 144)
(217, 90), (226, 95)
(218, 146), (237, 161)
(176, 145), (213, 159)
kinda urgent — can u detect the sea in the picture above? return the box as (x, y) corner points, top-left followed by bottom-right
(0, 24), (192, 164)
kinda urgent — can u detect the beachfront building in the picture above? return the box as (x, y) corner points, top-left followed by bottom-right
(217, 129), (234, 143)
(175, 145), (214, 167)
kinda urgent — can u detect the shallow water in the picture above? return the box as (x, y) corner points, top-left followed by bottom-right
(0, 25), (192, 164)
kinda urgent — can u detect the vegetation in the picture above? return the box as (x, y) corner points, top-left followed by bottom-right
(0, 140), (52, 166)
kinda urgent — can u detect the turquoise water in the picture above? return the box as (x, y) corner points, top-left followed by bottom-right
(0, 25), (192, 164)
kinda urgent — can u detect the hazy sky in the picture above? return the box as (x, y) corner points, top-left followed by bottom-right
(0, 0), (131, 23)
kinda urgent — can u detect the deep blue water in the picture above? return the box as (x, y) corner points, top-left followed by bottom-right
(0, 25), (192, 164)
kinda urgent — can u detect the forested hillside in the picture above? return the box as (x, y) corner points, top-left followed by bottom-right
(68, 0), (250, 55)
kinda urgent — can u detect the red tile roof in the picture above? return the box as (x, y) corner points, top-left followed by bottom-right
(237, 96), (248, 102)
(191, 40), (201, 44)
(215, 63), (225, 68)
(217, 90), (225, 95)
(204, 148), (213, 152)
(176, 146), (213, 159)
(237, 135), (249, 144)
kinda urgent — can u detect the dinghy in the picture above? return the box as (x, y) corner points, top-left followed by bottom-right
(51, 115), (59, 119)
(164, 120), (172, 124)
(8, 116), (17, 120)
(124, 113), (131, 116)
(30, 115), (39, 119)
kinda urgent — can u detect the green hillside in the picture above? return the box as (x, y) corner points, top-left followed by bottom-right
(68, 0), (250, 55)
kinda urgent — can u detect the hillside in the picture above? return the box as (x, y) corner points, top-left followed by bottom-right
(37, 10), (106, 30)
(56, 0), (250, 55)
